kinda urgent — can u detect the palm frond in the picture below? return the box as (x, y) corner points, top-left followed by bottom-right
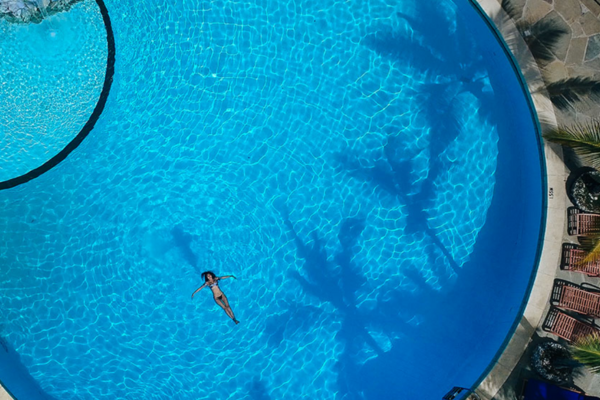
(579, 236), (600, 265)
(543, 120), (600, 169)
(517, 19), (568, 62)
(546, 77), (600, 110)
(572, 333), (600, 373)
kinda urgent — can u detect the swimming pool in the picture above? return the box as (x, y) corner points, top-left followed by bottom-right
(0, 0), (544, 399)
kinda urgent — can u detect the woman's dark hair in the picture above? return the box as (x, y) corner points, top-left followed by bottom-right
(201, 271), (217, 282)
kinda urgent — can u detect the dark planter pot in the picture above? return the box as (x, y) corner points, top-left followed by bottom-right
(531, 342), (573, 384)
(567, 167), (600, 213)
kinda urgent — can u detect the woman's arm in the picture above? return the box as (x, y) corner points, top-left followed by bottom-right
(219, 275), (237, 280)
(191, 283), (207, 299)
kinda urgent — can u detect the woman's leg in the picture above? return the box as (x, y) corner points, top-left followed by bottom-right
(221, 294), (239, 323)
(214, 296), (237, 322)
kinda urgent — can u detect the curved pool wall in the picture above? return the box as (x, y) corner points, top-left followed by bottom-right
(0, 0), (543, 399)
(0, 1), (110, 186)
(449, 0), (546, 391)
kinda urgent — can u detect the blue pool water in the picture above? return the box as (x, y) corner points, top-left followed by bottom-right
(0, 0), (544, 399)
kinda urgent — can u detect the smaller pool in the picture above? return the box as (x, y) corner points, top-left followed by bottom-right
(0, 2), (106, 183)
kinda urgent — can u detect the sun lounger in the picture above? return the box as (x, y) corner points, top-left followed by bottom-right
(522, 378), (600, 399)
(560, 243), (600, 277)
(551, 280), (600, 318)
(543, 308), (600, 342)
(568, 207), (600, 236)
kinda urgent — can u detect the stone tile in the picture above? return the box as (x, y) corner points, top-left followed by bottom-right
(496, 319), (536, 368)
(540, 11), (573, 61)
(524, 290), (554, 320)
(570, 95), (600, 115)
(581, 0), (600, 17)
(566, 64), (595, 78)
(522, 299), (545, 328)
(571, 20), (586, 37)
(536, 275), (560, 305)
(538, 219), (566, 253)
(586, 33), (600, 60)
(547, 182), (568, 213)
(581, 10), (600, 36)
(556, 0), (585, 23)
(544, 143), (568, 176)
(556, 106), (583, 126)
(583, 54), (600, 70)
(586, 374), (600, 398)
(523, 0), (554, 21)
(478, 362), (513, 400)
(566, 36), (589, 64)
(543, 59), (568, 81)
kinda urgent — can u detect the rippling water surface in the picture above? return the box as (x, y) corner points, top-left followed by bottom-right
(0, 0), (543, 399)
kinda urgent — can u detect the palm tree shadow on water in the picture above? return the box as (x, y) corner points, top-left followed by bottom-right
(351, 0), (503, 277)
(335, 137), (460, 280)
(282, 215), (441, 399)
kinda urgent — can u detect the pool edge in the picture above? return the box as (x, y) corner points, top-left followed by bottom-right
(467, 1), (566, 399)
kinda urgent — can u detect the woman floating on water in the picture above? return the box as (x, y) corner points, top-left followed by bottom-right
(192, 271), (240, 325)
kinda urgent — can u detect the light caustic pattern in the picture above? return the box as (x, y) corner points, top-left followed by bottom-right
(0, 1), (106, 182)
(0, 0), (499, 399)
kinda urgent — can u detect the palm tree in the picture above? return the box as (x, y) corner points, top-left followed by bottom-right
(572, 333), (600, 373)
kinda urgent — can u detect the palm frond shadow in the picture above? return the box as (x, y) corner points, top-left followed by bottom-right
(499, 0), (600, 112)
(517, 18), (568, 63)
(336, 135), (461, 276)
(545, 77), (600, 111)
(500, 0), (522, 20)
(358, 2), (503, 276)
(282, 215), (436, 399)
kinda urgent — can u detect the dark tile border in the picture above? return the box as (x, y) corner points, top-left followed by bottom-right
(0, 0), (115, 191)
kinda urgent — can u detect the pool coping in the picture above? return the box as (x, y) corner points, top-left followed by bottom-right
(469, 1), (567, 399)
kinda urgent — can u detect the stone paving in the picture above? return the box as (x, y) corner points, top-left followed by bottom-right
(508, 0), (600, 125)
